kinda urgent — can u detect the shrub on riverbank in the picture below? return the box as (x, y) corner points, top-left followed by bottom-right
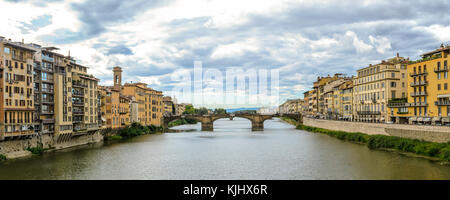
(0, 154), (6, 162)
(27, 146), (44, 155)
(168, 119), (198, 128)
(105, 135), (123, 141)
(117, 123), (163, 139)
(296, 124), (450, 162)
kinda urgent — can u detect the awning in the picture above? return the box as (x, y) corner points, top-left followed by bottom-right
(101, 117), (106, 122)
(417, 117), (423, 122)
(423, 118), (432, 122)
(437, 94), (450, 98)
(442, 117), (450, 123)
(409, 117), (417, 122)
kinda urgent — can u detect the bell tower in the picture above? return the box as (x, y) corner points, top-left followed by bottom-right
(113, 66), (122, 91)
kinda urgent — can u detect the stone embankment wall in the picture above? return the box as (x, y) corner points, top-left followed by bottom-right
(303, 118), (450, 143)
(0, 132), (103, 159)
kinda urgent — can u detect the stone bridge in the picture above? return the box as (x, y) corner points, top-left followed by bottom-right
(163, 113), (302, 131)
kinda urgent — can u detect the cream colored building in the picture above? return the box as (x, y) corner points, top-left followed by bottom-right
(353, 53), (408, 123)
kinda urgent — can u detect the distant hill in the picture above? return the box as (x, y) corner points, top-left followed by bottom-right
(226, 108), (259, 113)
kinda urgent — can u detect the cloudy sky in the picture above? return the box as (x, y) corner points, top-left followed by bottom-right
(1, 0), (450, 108)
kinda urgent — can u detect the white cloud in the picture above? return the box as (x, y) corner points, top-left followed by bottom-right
(369, 35), (391, 54)
(345, 31), (373, 53)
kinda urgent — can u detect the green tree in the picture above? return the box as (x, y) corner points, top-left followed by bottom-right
(183, 105), (196, 114)
(214, 108), (227, 114)
(195, 107), (209, 115)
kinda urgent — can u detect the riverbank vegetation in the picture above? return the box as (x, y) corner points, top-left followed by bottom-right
(168, 118), (198, 128)
(0, 154), (6, 162)
(296, 124), (450, 162)
(27, 145), (45, 155)
(119, 123), (163, 138)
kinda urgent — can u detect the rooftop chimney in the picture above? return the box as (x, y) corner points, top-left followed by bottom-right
(397, 52), (399, 57)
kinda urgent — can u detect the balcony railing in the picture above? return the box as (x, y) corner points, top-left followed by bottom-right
(435, 101), (450, 106)
(72, 92), (85, 97)
(410, 81), (428, 87)
(387, 102), (408, 108)
(407, 102), (428, 107)
(397, 111), (409, 114)
(72, 81), (87, 88)
(410, 91), (428, 97)
(434, 66), (449, 73)
(357, 111), (381, 115)
(73, 110), (84, 115)
(73, 101), (85, 106)
(410, 71), (428, 77)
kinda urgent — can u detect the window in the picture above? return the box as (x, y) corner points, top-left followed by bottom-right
(445, 83), (448, 90)
(438, 84), (441, 90)
(391, 82), (396, 87)
(4, 47), (10, 54)
(392, 73), (395, 78)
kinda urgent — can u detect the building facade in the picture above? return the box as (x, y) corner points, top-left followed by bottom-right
(1, 38), (36, 140)
(390, 45), (450, 125)
(353, 54), (408, 123)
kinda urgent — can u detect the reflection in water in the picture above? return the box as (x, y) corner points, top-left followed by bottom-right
(0, 118), (449, 180)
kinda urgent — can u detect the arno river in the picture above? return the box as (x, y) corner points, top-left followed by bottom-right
(0, 118), (449, 180)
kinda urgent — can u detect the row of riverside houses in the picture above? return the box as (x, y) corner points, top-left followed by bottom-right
(0, 37), (179, 141)
(280, 44), (450, 126)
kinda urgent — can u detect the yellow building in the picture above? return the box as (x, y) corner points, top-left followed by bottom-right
(163, 96), (175, 116)
(353, 53), (408, 123)
(340, 81), (354, 121)
(122, 82), (163, 127)
(1, 39), (36, 139)
(390, 45), (450, 125)
(313, 74), (350, 118)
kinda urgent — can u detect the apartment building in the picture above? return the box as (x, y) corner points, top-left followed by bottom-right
(390, 45), (450, 125)
(279, 99), (302, 114)
(303, 90), (317, 115)
(122, 82), (163, 126)
(163, 96), (175, 116)
(71, 61), (100, 134)
(353, 53), (408, 123)
(313, 74), (350, 118)
(340, 81), (354, 121)
(175, 103), (191, 115)
(1, 38), (36, 140)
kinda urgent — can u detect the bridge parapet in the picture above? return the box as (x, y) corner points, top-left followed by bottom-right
(163, 113), (302, 131)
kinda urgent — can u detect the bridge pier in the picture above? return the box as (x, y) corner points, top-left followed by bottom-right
(201, 122), (214, 131)
(252, 122), (264, 131)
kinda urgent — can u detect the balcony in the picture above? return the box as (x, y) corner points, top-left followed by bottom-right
(387, 102), (407, 108)
(407, 102), (428, 107)
(12, 54), (25, 62)
(410, 91), (428, 97)
(397, 111), (409, 114)
(410, 81), (428, 87)
(42, 100), (54, 104)
(435, 101), (450, 106)
(73, 110), (84, 115)
(42, 118), (55, 124)
(41, 110), (54, 115)
(434, 66), (449, 73)
(73, 101), (85, 106)
(410, 71), (428, 77)
(357, 111), (381, 115)
(72, 81), (87, 88)
(72, 92), (84, 97)
(41, 88), (54, 93)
